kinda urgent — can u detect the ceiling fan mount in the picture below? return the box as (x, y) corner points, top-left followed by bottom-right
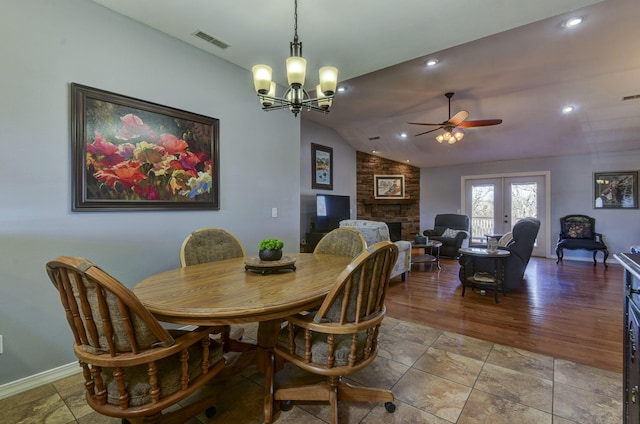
(408, 92), (503, 143)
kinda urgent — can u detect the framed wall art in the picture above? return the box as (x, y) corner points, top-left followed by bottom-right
(594, 171), (638, 209)
(374, 175), (405, 199)
(71, 83), (219, 211)
(311, 143), (333, 190)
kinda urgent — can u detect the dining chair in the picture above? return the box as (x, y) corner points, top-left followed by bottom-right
(45, 256), (226, 424)
(179, 227), (246, 266)
(179, 228), (253, 358)
(273, 241), (399, 423)
(313, 227), (367, 258)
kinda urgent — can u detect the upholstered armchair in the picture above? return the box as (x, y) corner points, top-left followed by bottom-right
(339, 219), (412, 281)
(556, 214), (609, 267)
(423, 214), (470, 258)
(458, 217), (541, 290)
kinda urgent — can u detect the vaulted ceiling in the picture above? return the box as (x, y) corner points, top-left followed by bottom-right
(93, 0), (640, 167)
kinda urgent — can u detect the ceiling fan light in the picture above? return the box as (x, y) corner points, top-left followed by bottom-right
(286, 56), (307, 86)
(319, 66), (338, 95)
(435, 134), (445, 143)
(252, 64), (273, 94)
(452, 128), (465, 141)
(448, 138), (457, 145)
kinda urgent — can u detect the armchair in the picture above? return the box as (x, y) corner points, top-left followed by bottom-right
(339, 219), (412, 281)
(46, 256), (226, 423)
(423, 214), (470, 258)
(458, 217), (541, 291)
(556, 214), (609, 267)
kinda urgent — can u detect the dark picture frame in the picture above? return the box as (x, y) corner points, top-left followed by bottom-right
(594, 171), (638, 209)
(374, 175), (405, 199)
(71, 83), (219, 211)
(311, 143), (333, 190)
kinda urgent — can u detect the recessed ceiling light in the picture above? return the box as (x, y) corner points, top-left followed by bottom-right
(562, 105), (575, 114)
(337, 86), (346, 92)
(425, 59), (439, 67)
(372, 150), (378, 154)
(400, 132), (407, 138)
(405, 159), (410, 163)
(563, 17), (582, 27)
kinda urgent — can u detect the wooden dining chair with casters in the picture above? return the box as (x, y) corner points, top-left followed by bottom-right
(313, 227), (367, 258)
(45, 256), (226, 424)
(272, 241), (399, 424)
(179, 228), (253, 362)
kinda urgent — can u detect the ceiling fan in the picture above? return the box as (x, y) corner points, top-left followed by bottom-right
(408, 92), (503, 144)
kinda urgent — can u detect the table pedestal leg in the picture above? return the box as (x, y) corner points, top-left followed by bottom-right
(258, 320), (282, 424)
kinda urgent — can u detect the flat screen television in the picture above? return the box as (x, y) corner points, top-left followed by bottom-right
(316, 194), (350, 232)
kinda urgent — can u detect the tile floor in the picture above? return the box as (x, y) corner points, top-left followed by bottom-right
(0, 317), (623, 423)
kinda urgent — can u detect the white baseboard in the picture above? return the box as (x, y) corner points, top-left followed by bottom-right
(0, 325), (198, 401)
(0, 362), (81, 400)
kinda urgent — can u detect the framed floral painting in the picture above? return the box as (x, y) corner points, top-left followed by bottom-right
(71, 83), (219, 211)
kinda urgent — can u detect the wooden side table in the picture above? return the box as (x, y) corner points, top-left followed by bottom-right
(458, 247), (510, 303)
(411, 240), (443, 270)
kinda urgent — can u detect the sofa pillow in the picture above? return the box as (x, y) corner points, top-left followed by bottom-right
(442, 228), (459, 238)
(498, 232), (513, 247)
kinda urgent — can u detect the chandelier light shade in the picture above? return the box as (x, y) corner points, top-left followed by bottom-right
(251, 0), (338, 116)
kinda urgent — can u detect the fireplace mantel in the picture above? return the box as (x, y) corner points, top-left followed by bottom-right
(362, 199), (416, 205)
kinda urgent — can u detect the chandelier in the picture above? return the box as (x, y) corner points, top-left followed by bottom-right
(251, 0), (338, 116)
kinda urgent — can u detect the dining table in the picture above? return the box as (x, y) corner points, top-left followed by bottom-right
(132, 252), (352, 423)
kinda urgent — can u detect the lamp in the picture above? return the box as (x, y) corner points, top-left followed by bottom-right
(435, 127), (465, 144)
(251, 0), (338, 116)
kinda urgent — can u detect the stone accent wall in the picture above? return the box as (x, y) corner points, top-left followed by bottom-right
(356, 151), (420, 241)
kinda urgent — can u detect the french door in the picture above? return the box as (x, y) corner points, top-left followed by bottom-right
(463, 173), (548, 257)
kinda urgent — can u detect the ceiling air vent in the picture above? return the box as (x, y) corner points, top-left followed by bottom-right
(368, 136), (381, 141)
(192, 30), (230, 49)
(622, 94), (640, 101)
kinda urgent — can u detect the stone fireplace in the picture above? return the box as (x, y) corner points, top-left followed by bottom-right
(356, 152), (420, 241)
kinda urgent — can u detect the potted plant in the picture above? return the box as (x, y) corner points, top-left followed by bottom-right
(258, 238), (284, 261)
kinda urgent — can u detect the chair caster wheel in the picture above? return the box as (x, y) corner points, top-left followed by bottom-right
(384, 401), (396, 413)
(205, 406), (217, 418)
(280, 400), (293, 411)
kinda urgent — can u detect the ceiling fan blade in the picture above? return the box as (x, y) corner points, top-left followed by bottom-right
(458, 119), (503, 128)
(408, 122), (444, 126)
(415, 127), (443, 136)
(448, 110), (469, 126)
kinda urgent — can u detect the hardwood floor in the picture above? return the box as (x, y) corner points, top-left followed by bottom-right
(385, 254), (623, 373)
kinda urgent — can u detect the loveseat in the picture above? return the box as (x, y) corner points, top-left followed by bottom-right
(339, 220), (412, 281)
(422, 214), (470, 258)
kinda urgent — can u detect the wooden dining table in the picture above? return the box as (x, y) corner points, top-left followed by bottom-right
(133, 252), (352, 423)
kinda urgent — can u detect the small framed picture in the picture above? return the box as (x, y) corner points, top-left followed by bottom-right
(311, 143), (333, 190)
(374, 175), (405, 199)
(594, 171), (638, 209)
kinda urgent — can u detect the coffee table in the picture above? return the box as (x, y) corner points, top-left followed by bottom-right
(411, 240), (443, 270)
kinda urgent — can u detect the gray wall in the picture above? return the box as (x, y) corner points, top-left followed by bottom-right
(299, 119), (357, 242)
(421, 151), (640, 259)
(0, 0), (301, 385)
